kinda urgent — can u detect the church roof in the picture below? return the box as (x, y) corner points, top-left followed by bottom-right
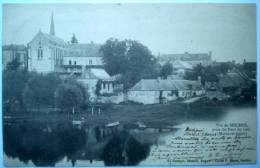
(28, 31), (67, 46)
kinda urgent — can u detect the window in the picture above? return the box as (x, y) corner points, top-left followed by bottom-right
(74, 61), (76, 65)
(69, 60), (72, 65)
(89, 59), (92, 65)
(37, 47), (43, 60)
(188, 84), (192, 90)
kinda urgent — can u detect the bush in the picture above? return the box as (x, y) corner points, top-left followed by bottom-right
(22, 72), (61, 110)
(55, 83), (84, 112)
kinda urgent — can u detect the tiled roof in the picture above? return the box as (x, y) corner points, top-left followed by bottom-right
(218, 72), (251, 88)
(2, 44), (27, 51)
(171, 80), (203, 90)
(129, 79), (176, 91)
(90, 68), (110, 80)
(66, 43), (103, 57)
(129, 79), (203, 91)
(243, 62), (256, 71)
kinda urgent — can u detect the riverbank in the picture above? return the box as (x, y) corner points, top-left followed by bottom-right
(3, 100), (256, 128)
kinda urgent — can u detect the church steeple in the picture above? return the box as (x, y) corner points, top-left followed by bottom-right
(49, 12), (55, 36)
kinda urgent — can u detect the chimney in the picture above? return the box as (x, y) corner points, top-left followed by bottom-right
(197, 76), (201, 84)
(209, 51), (212, 58)
(243, 59), (246, 64)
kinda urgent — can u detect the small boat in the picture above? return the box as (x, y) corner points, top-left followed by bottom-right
(3, 116), (12, 119)
(136, 122), (147, 128)
(105, 121), (120, 127)
(72, 120), (82, 125)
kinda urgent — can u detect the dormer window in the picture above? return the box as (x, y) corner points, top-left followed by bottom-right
(37, 46), (43, 60)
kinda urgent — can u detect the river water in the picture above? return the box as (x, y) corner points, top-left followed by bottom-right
(4, 105), (256, 166)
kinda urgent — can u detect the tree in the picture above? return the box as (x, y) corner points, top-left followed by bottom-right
(71, 33), (78, 44)
(160, 62), (173, 79)
(184, 64), (219, 85)
(95, 79), (102, 96)
(6, 58), (21, 71)
(54, 83), (84, 112)
(63, 76), (88, 104)
(100, 38), (128, 76)
(22, 73), (61, 110)
(3, 69), (29, 111)
(100, 38), (156, 90)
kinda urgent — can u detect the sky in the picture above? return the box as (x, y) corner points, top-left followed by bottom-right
(2, 3), (256, 62)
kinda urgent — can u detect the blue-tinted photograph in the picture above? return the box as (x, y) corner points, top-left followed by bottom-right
(2, 3), (257, 166)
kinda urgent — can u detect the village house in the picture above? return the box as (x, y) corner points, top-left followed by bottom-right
(172, 79), (205, 98)
(2, 44), (27, 70)
(171, 60), (193, 77)
(217, 72), (254, 97)
(243, 59), (256, 79)
(128, 78), (205, 104)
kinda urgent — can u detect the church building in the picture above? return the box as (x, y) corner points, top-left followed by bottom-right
(27, 13), (120, 101)
(28, 13), (67, 73)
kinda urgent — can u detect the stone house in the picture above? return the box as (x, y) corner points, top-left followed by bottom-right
(128, 79), (205, 104)
(2, 44), (27, 70)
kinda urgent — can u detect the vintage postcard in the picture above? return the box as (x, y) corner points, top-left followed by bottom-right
(2, 2), (257, 167)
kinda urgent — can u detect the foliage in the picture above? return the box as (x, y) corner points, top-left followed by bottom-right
(63, 76), (88, 103)
(6, 58), (21, 71)
(3, 69), (29, 107)
(184, 64), (222, 85)
(71, 33), (78, 44)
(22, 73), (61, 109)
(100, 38), (157, 90)
(54, 83), (84, 111)
(160, 62), (173, 79)
(95, 79), (102, 96)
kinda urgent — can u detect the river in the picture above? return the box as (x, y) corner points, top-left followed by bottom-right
(3, 104), (256, 166)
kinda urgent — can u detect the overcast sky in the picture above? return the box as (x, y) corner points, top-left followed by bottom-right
(2, 3), (256, 62)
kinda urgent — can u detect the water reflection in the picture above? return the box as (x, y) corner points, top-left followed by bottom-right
(3, 121), (153, 166)
(4, 105), (256, 166)
(101, 130), (150, 166)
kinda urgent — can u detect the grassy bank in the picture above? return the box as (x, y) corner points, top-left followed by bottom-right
(4, 100), (250, 128)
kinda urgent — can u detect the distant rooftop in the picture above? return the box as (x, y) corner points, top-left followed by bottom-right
(2, 44), (27, 51)
(159, 52), (212, 62)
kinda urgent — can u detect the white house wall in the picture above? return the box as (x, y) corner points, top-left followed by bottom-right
(128, 90), (178, 104)
(63, 57), (103, 66)
(128, 91), (158, 104)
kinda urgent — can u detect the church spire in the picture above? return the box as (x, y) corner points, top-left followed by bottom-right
(50, 12), (55, 36)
